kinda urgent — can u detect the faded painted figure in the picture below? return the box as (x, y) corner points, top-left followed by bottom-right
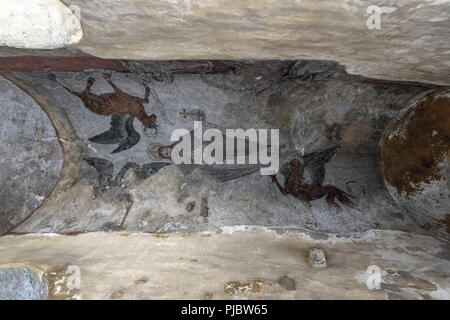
(271, 158), (359, 213)
(48, 72), (158, 153)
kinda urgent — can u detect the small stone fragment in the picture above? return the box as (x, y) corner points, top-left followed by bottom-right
(308, 247), (327, 267)
(278, 275), (296, 291)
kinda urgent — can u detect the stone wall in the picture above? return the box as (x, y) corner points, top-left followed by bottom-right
(62, 0), (450, 85)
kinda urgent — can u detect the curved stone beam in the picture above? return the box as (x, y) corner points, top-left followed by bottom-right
(0, 76), (64, 234)
(1, 72), (82, 234)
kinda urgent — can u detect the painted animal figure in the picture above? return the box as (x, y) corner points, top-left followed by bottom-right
(48, 73), (157, 129)
(48, 72), (158, 152)
(271, 147), (359, 212)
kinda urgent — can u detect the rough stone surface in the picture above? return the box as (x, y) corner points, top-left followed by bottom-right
(0, 267), (48, 300)
(0, 0), (82, 49)
(0, 228), (448, 299)
(53, 0), (450, 85)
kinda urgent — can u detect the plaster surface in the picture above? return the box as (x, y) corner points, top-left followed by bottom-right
(2, 64), (448, 238)
(0, 228), (448, 300)
(0, 76), (63, 234)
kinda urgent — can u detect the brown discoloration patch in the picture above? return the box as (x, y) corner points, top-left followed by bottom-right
(120, 232), (129, 237)
(45, 265), (81, 300)
(179, 257), (198, 262)
(153, 234), (169, 239)
(215, 228), (223, 234)
(224, 280), (265, 296)
(381, 89), (450, 197)
(200, 234), (212, 238)
(341, 119), (370, 150)
(134, 277), (148, 285)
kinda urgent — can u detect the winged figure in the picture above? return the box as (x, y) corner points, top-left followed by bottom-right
(271, 146), (359, 212)
(88, 114), (140, 154)
(83, 157), (170, 191)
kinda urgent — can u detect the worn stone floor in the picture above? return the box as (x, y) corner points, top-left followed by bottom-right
(0, 228), (449, 300)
